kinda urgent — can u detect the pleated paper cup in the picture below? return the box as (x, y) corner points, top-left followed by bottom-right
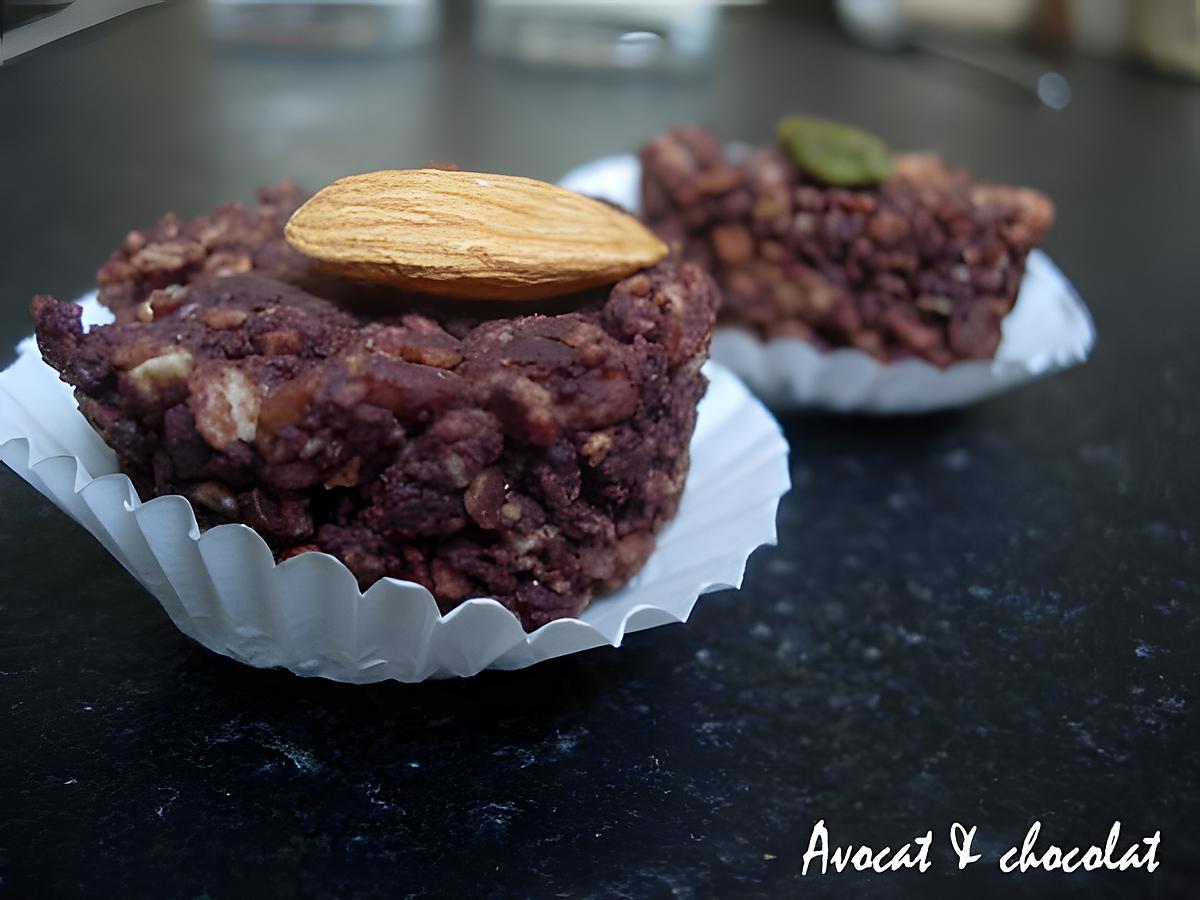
(0, 296), (790, 683)
(560, 153), (1096, 414)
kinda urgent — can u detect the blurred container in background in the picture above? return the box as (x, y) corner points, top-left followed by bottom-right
(206, 0), (440, 52)
(837, 0), (1198, 81)
(1132, 0), (1200, 79)
(472, 0), (740, 71)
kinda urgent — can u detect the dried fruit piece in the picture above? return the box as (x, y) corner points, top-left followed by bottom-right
(777, 115), (893, 187)
(284, 169), (669, 300)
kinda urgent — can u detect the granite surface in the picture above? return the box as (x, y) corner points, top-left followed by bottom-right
(1, 3), (1198, 898)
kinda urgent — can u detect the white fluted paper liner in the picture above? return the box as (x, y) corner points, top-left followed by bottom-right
(560, 153), (1097, 413)
(1, 295), (789, 682)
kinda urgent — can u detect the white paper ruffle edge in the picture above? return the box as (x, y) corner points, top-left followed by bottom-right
(560, 153), (1096, 413)
(1, 301), (789, 682)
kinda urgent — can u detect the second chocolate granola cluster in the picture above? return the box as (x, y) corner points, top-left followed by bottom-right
(641, 124), (1054, 366)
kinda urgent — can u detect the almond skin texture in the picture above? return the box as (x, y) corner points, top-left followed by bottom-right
(284, 169), (669, 300)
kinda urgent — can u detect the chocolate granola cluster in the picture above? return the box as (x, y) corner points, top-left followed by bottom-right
(641, 125), (1054, 365)
(34, 206), (718, 628)
(97, 181), (309, 323)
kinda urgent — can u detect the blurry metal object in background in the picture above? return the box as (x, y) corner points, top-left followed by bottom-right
(835, 0), (1071, 108)
(206, 0), (439, 52)
(474, 1), (759, 71)
(0, 0), (159, 63)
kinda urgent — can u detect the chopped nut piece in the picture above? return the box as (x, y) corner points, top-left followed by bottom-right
(132, 240), (204, 272)
(464, 467), (506, 530)
(201, 306), (249, 330)
(580, 431), (613, 466)
(126, 350), (194, 402)
(188, 364), (263, 450)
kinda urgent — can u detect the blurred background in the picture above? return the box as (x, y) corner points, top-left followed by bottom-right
(0, 0), (1197, 350)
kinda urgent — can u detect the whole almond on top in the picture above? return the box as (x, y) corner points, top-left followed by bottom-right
(284, 169), (669, 300)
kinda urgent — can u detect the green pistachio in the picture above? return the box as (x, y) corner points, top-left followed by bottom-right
(777, 115), (893, 187)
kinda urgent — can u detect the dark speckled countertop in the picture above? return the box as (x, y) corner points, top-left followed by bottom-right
(1, 3), (1198, 898)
